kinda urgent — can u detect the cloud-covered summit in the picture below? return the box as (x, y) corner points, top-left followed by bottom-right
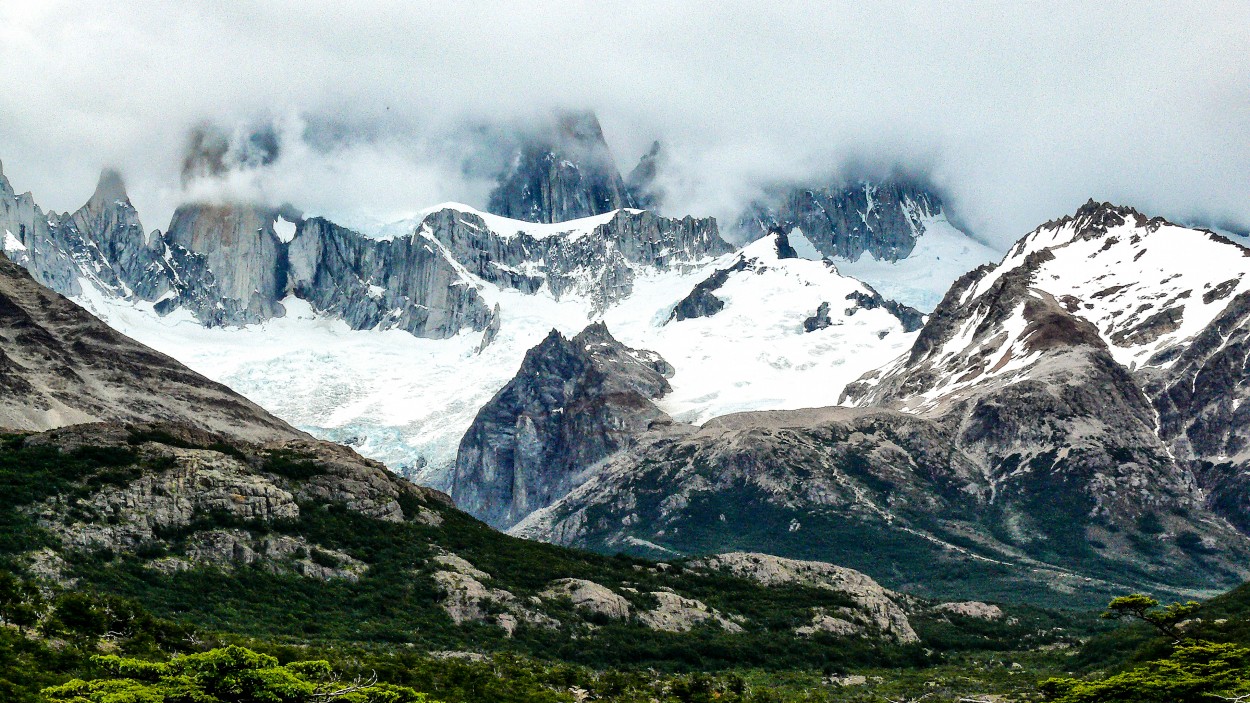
(2, 1), (1247, 243)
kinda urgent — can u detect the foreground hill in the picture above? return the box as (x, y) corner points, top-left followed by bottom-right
(0, 252), (300, 442)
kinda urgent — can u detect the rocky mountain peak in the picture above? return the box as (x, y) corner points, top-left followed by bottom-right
(625, 141), (663, 209)
(487, 111), (636, 224)
(89, 168), (129, 207)
(738, 175), (951, 263)
(1034, 200), (1173, 247)
(452, 322), (674, 529)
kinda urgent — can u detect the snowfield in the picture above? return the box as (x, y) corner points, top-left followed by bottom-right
(74, 208), (918, 490)
(829, 213), (1001, 311)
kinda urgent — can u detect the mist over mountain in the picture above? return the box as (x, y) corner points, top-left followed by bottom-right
(3, 2), (1247, 249)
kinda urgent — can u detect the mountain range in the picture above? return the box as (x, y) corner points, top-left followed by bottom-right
(2, 111), (1249, 613)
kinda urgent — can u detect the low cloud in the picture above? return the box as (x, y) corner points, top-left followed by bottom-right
(2, 1), (1247, 245)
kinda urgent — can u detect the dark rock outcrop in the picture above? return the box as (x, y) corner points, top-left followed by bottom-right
(1142, 290), (1250, 533)
(667, 256), (750, 322)
(487, 112), (636, 224)
(740, 177), (946, 262)
(802, 302), (833, 332)
(451, 322), (674, 529)
(844, 288), (926, 332)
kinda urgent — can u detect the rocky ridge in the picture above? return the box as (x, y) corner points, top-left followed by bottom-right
(692, 553), (918, 642)
(510, 203), (1250, 606)
(487, 111), (637, 224)
(2, 159), (730, 339)
(739, 177), (948, 262)
(451, 322), (676, 529)
(0, 252), (301, 442)
(846, 201), (1250, 537)
(18, 421), (450, 585)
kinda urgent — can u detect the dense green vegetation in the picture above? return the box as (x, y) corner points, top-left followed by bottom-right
(1040, 594), (1250, 702)
(0, 432), (1077, 672)
(44, 645), (431, 703)
(2, 429), (1245, 702)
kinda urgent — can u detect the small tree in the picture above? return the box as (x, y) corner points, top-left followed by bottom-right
(0, 571), (44, 634)
(1040, 641), (1250, 702)
(43, 592), (109, 646)
(1101, 593), (1200, 642)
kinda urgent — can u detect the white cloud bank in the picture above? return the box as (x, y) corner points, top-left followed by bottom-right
(2, 0), (1247, 243)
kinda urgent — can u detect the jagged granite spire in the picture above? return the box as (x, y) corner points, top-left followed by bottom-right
(487, 111), (637, 223)
(625, 140), (663, 209)
(90, 168), (128, 205)
(451, 322), (673, 529)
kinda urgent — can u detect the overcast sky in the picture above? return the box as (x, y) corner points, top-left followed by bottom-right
(1, 1), (1247, 246)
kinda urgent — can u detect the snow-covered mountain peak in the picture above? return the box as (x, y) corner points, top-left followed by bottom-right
(845, 201), (1250, 413)
(958, 202), (1250, 368)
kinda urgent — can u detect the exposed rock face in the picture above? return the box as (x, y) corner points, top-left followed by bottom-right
(625, 141), (663, 210)
(1, 165), (177, 302)
(935, 601), (1004, 620)
(739, 177), (946, 262)
(38, 444), (300, 552)
(452, 322), (674, 529)
(513, 206), (1250, 604)
(803, 302), (833, 332)
(16, 420), (452, 584)
(796, 612), (861, 638)
(277, 437), (439, 522)
(19, 422), (450, 585)
(163, 203), (289, 324)
(151, 529), (367, 582)
(287, 216), (497, 338)
(844, 288), (926, 332)
(667, 256), (749, 322)
(516, 396), (1250, 604)
(541, 578), (631, 620)
(693, 552), (917, 643)
(431, 552), (558, 635)
(0, 254), (303, 441)
(3, 161), (730, 340)
(667, 231), (917, 330)
(487, 112), (636, 223)
(637, 591), (742, 633)
(849, 201), (1250, 540)
(1141, 290), (1250, 534)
